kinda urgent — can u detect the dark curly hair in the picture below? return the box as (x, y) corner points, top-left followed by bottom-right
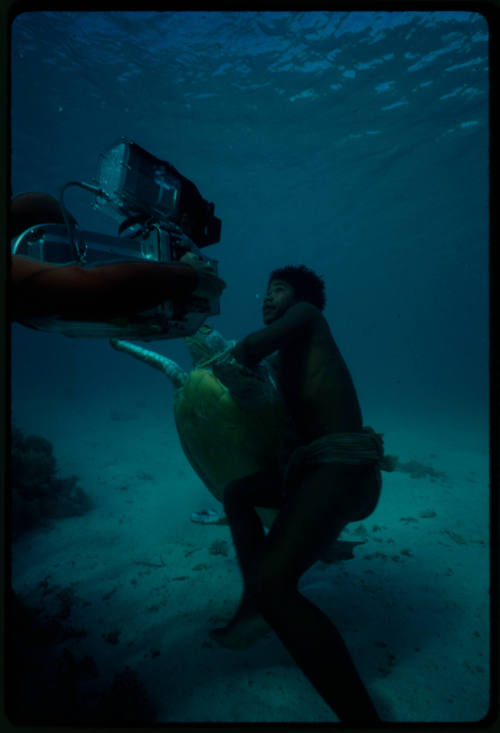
(268, 265), (326, 311)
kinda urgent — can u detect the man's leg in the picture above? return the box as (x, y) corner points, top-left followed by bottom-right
(210, 471), (283, 649)
(249, 462), (381, 722)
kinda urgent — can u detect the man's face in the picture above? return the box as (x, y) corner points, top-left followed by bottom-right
(262, 279), (297, 324)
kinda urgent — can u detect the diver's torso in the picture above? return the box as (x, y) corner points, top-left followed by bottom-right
(276, 313), (362, 443)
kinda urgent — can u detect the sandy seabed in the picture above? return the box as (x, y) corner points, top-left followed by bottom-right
(7, 394), (491, 724)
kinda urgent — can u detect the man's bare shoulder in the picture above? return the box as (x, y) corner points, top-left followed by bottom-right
(286, 300), (322, 324)
(280, 302), (330, 348)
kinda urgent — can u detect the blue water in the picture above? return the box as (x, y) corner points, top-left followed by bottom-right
(9, 10), (491, 724)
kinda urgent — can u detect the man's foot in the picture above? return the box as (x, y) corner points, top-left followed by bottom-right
(209, 611), (271, 650)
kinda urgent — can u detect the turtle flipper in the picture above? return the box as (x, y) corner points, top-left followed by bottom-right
(110, 338), (186, 389)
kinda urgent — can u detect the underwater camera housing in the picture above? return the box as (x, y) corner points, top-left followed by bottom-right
(11, 137), (222, 341)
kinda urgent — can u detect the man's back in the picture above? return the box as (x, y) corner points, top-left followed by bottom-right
(276, 305), (363, 441)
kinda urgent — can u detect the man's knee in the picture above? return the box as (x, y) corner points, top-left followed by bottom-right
(223, 472), (270, 516)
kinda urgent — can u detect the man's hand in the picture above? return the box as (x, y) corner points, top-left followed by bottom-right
(180, 252), (226, 300)
(231, 341), (247, 366)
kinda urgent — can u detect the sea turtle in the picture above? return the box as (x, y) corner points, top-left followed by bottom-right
(109, 327), (365, 564)
(110, 325), (288, 529)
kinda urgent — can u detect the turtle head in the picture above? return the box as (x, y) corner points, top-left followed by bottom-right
(185, 324), (231, 367)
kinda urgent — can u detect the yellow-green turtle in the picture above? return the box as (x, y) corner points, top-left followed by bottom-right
(110, 325), (288, 529)
(110, 326), (368, 563)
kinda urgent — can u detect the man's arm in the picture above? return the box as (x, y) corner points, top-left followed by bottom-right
(233, 302), (317, 368)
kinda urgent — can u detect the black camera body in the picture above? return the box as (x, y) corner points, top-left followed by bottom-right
(97, 138), (221, 249)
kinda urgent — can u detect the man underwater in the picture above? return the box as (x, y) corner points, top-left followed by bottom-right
(211, 265), (395, 722)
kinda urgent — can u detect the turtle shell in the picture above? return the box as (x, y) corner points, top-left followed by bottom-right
(174, 366), (288, 528)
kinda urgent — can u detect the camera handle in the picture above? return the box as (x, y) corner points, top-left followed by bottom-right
(59, 181), (110, 263)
